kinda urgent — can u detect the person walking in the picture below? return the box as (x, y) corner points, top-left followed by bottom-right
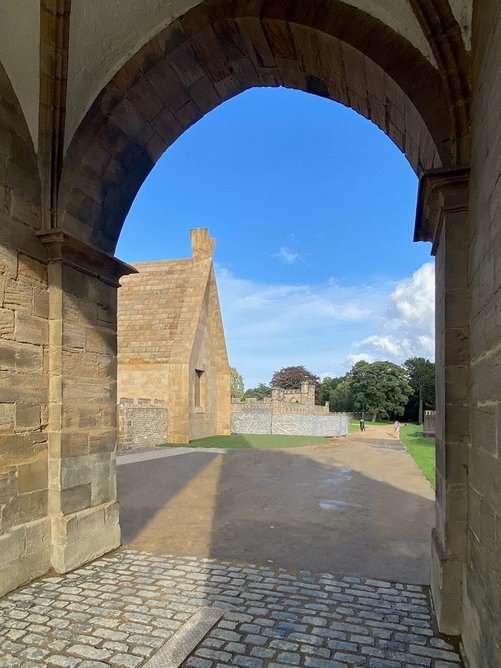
(359, 418), (365, 432)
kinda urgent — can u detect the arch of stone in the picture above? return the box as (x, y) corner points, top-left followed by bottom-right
(0, 2), (498, 666)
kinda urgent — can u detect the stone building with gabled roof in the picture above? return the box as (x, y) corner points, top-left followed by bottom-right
(117, 229), (231, 445)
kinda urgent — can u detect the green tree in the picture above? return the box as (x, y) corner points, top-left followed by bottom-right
(321, 376), (343, 404)
(350, 360), (412, 421)
(244, 383), (272, 400)
(404, 357), (435, 423)
(230, 366), (245, 399)
(329, 378), (354, 412)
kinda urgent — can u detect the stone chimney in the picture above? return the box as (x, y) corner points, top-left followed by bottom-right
(191, 228), (215, 260)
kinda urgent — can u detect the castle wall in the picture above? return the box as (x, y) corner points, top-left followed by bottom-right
(232, 383), (329, 416)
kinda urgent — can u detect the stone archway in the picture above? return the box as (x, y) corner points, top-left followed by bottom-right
(53, 0), (471, 630)
(58, 0), (470, 254)
(0, 0), (477, 658)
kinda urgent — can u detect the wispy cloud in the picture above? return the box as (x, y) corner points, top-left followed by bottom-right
(273, 246), (299, 264)
(215, 264), (435, 388)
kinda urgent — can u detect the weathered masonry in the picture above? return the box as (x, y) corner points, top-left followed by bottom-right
(232, 381), (330, 416)
(117, 398), (168, 451)
(231, 381), (348, 436)
(117, 228), (231, 446)
(0, 3), (499, 666)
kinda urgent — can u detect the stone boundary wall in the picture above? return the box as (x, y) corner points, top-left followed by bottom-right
(231, 411), (348, 437)
(118, 398), (168, 451)
(232, 398), (329, 416)
(423, 410), (436, 437)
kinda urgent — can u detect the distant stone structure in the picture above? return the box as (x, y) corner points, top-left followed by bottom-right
(232, 381), (330, 416)
(117, 229), (231, 447)
(231, 381), (347, 436)
(423, 410), (436, 437)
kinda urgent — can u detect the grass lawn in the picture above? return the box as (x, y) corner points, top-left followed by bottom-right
(399, 423), (436, 488)
(159, 434), (329, 449)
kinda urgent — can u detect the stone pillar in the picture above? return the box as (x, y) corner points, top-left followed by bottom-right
(39, 231), (135, 573)
(414, 168), (470, 635)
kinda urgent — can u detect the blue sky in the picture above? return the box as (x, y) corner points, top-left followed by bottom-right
(117, 88), (434, 388)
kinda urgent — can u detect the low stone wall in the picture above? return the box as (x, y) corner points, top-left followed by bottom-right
(118, 398), (168, 450)
(231, 411), (348, 437)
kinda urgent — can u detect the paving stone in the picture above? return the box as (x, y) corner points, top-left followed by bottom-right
(0, 548), (464, 668)
(46, 656), (80, 667)
(276, 651), (300, 664)
(110, 653), (143, 667)
(195, 647), (232, 662)
(186, 659), (213, 668)
(67, 645), (111, 660)
(244, 633), (268, 646)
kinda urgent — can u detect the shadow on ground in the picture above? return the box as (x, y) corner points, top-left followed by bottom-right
(118, 434), (434, 584)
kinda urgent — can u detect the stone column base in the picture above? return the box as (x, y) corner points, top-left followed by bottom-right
(51, 500), (120, 573)
(431, 528), (463, 635)
(0, 518), (51, 597)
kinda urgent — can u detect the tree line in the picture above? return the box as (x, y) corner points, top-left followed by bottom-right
(231, 358), (435, 423)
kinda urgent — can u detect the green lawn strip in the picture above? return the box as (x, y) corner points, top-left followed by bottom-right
(159, 434), (328, 449)
(399, 423), (436, 488)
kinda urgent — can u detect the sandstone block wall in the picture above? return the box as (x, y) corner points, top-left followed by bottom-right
(118, 230), (231, 445)
(118, 398), (168, 450)
(0, 63), (51, 596)
(462, 3), (501, 665)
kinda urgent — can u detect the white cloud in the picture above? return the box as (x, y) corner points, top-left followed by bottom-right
(392, 262), (435, 326)
(273, 246), (299, 264)
(346, 352), (375, 366)
(354, 263), (435, 362)
(215, 264), (435, 388)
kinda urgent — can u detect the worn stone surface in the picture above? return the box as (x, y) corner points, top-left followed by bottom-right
(118, 398), (168, 450)
(232, 382), (330, 416)
(0, 56), (50, 599)
(0, 548), (463, 667)
(118, 427), (434, 584)
(462, 2), (501, 665)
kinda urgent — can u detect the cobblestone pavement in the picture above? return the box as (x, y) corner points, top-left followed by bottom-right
(0, 548), (463, 668)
